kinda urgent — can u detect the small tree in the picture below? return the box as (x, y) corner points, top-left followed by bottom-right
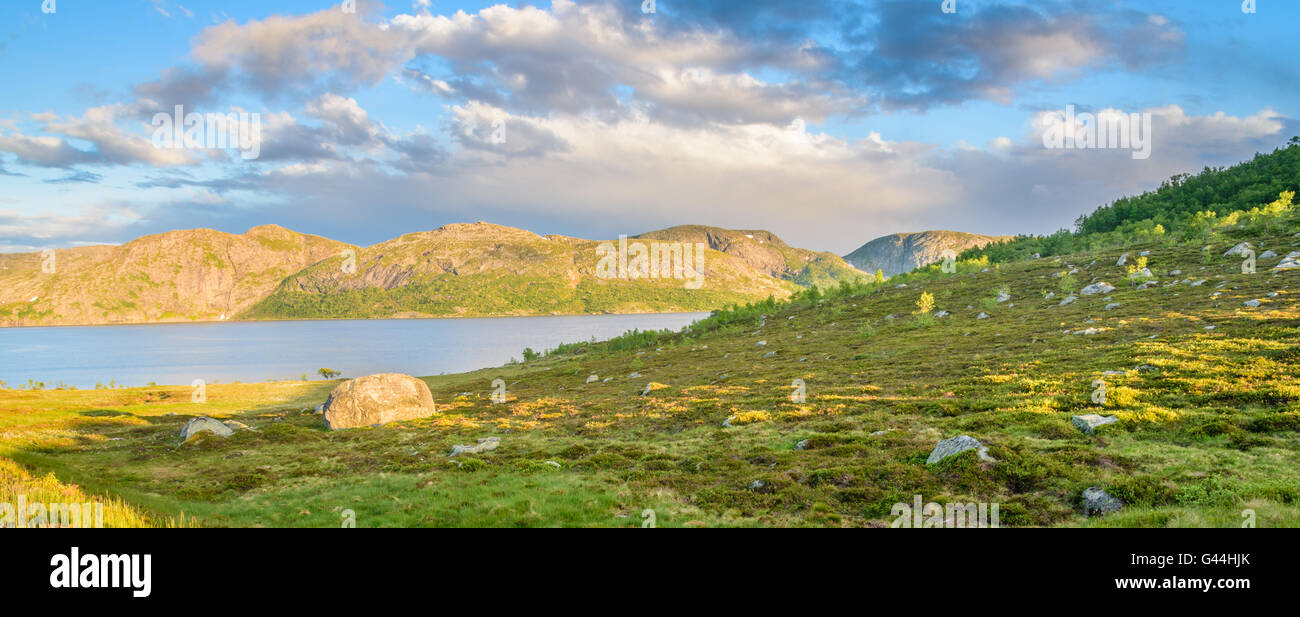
(318, 368), (342, 380)
(873, 269), (886, 284)
(915, 291), (935, 314)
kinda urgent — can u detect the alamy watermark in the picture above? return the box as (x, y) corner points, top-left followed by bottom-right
(151, 105), (261, 160)
(596, 236), (706, 289)
(1042, 105), (1152, 160)
(1, 496), (104, 528)
(890, 494), (1000, 528)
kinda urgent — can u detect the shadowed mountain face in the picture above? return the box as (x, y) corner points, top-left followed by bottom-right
(843, 230), (1013, 276)
(0, 222), (861, 327)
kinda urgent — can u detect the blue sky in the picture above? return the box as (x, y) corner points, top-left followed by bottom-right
(1, 0), (1297, 254)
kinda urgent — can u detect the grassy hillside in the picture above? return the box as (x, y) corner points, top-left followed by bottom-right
(963, 143), (1300, 264)
(244, 222), (800, 320)
(2, 209), (1295, 526)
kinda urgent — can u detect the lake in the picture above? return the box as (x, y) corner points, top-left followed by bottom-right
(0, 313), (710, 389)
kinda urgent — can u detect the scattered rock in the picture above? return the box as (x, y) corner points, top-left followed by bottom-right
(641, 382), (669, 396)
(1116, 253), (1129, 266)
(1082, 487), (1123, 516)
(722, 415), (735, 428)
(179, 417), (234, 443)
(321, 373), (436, 430)
(935, 310), (950, 318)
(1244, 299), (1262, 307)
(1138, 250), (1150, 257)
(755, 340), (767, 347)
(1071, 414), (1118, 435)
(1044, 292), (1055, 300)
(794, 439), (810, 450)
(1274, 251), (1300, 270)
(1190, 279), (1207, 287)
(1080, 282), (1115, 295)
(1104, 303), (1121, 310)
(586, 374), (599, 383)
(996, 290), (1010, 303)
(926, 435), (995, 464)
(628, 372), (643, 378)
(1222, 242), (1252, 258)
(448, 437), (500, 457)
(1058, 295), (1077, 306)
(1260, 250), (1278, 259)
(762, 351), (776, 358)
(223, 420), (256, 432)
(1129, 267), (1153, 279)
(976, 312), (989, 319)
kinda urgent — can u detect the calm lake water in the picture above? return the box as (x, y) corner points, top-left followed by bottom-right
(0, 313), (709, 389)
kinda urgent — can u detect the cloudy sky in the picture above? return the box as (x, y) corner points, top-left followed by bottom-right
(1, 0), (1296, 255)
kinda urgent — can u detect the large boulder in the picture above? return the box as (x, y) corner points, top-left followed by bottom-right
(179, 417), (234, 443)
(322, 373), (436, 430)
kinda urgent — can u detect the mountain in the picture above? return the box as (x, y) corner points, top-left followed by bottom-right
(0, 225), (351, 327)
(1, 221), (857, 327)
(245, 222), (799, 320)
(635, 225), (865, 288)
(843, 230), (1012, 276)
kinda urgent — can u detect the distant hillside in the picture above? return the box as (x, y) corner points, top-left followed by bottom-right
(244, 222), (796, 320)
(0, 225), (350, 327)
(636, 225), (865, 288)
(843, 230), (1012, 276)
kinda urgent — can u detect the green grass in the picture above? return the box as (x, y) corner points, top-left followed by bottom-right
(1, 224), (1297, 527)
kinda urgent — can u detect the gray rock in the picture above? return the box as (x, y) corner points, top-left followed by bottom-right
(448, 437), (500, 457)
(179, 417), (234, 443)
(1129, 267), (1153, 279)
(1082, 487), (1123, 516)
(794, 439), (810, 450)
(762, 351), (776, 358)
(1244, 299), (1262, 307)
(1044, 292), (1055, 300)
(926, 435), (995, 464)
(1116, 253), (1129, 266)
(1260, 250), (1278, 259)
(1138, 251), (1151, 257)
(935, 310), (950, 318)
(1222, 242), (1252, 258)
(977, 312), (990, 319)
(1104, 303), (1121, 310)
(1074, 328), (1103, 335)
(1080, 282), (1115, 295)
(755, 340), (767, 347)
(996, 290), (1010, 303)
(321, 373), (436, 430)
(1072, 414), (1118, 434)
(1058, 295), (1077, 306)
(586, 374), (599, 383)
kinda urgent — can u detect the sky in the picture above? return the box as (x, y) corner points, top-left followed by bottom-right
(0, 0), (1297, 255)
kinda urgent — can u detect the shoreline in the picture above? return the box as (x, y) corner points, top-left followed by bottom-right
(0, 309), (717, 330)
